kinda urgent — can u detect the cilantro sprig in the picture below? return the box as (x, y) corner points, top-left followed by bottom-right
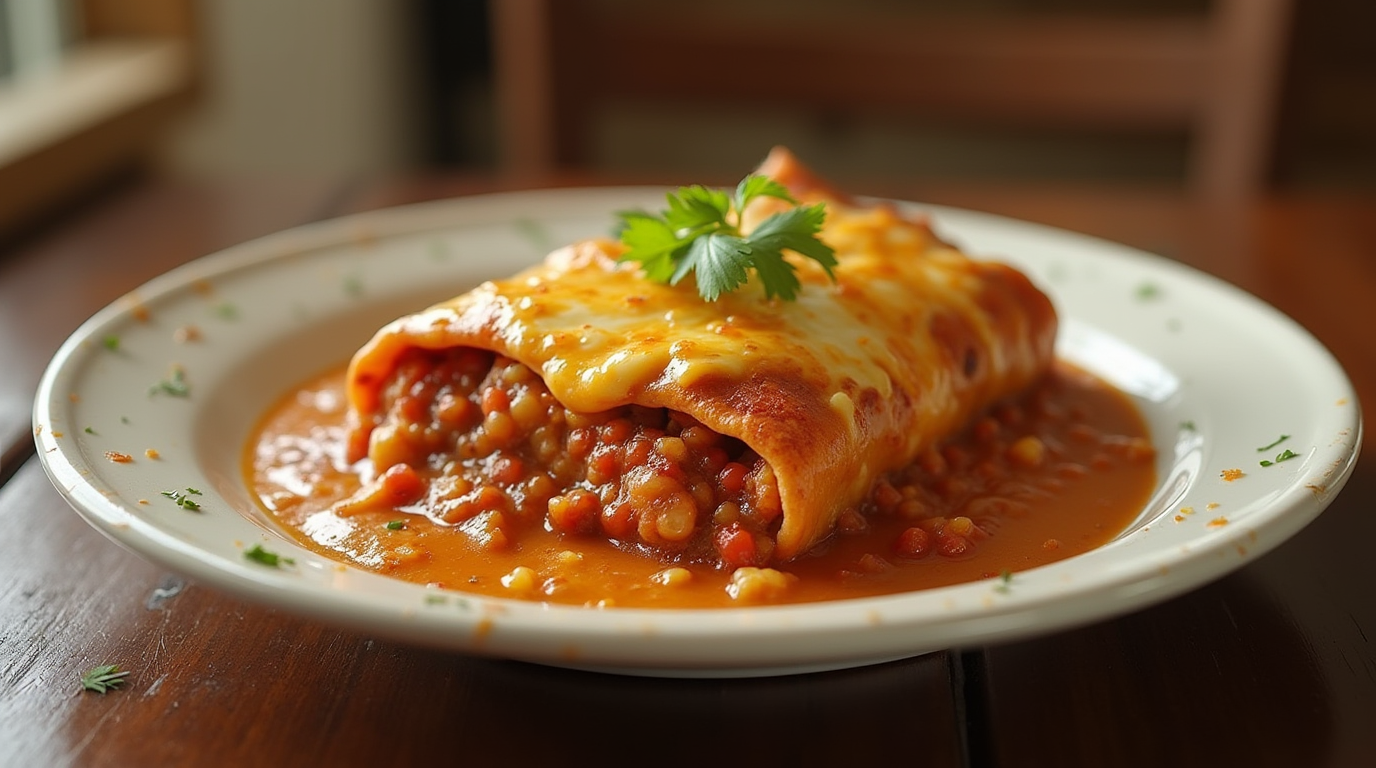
(149, 365), (190, 397)
(244, 543), (294, 568)
(80, 664), (130, 694)
(1260, 449), (1299, 467)
(161, 487), (203, 511)
(616, 175), (838, 302)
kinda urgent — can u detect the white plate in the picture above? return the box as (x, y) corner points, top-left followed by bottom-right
(34, 188), (1361, 677)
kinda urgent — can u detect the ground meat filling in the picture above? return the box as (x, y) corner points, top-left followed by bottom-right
(344, 348), (784, 568)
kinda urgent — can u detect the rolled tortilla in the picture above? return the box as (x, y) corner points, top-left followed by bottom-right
(345, 148), (1057, 562)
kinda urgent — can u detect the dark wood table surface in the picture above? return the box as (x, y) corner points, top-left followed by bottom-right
(2, 173), (1373, 768)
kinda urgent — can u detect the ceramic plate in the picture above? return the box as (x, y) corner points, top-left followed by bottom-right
(34, 188), (1361, 677)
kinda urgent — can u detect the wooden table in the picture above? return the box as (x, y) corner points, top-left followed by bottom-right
(2, 173), (1373, 767)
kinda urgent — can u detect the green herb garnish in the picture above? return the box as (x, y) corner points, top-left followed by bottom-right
(616, 175), (837, 302)
(1256, 434), (1291, 452)
(84, 426), (97, 435)
(385, 520), (406, 531)
(102, 335), (120, 351)
(1136, 282), (1161, 300)
(160, 487), (202, 511)
(214, 302), (239, 320)
(149, 366), (190, 397)
(1260, 449), (1299, 467)
(244, 544), (294, 568)
(994, 570), (1014, 594)
(80, 664), (130, 694)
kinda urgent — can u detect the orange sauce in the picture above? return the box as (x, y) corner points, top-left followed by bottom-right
(245, 362), (1156, 608)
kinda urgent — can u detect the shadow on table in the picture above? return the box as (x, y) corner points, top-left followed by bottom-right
(968, 461), (1376, 768)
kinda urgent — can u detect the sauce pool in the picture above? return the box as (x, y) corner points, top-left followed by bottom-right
(245, 361), (1156, 608)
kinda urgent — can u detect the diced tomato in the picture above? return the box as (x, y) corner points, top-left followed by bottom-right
(715, 524), (758, 568)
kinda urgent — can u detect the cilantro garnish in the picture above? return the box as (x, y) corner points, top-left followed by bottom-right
(1260, 449), (1299, 467)
(160, 487), (203, 510)
(1256, 434), (1291, 452)
(149, 366), (190, 397)
(244, 544), (294, 568)
(616, 174), (837, 302)
(102, 335), (120, 351)
(994, 570), (1014, 594)
(80, 664), (130, 694)
(385, 520), (406, 531)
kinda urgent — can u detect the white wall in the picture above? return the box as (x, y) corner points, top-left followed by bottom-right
(160, 0), (420, 179)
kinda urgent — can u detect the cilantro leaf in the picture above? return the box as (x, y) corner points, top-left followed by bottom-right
(160, 487), (203, 511)
(1260, 448), (1300, 467)
(665, 185), (730, 231)
(675, 233), (753, 301)
(149, 366), (190, 398)
(734, 175), (795, 212)
(618, 213), (686, 282)
(748, 204), (838, 274)
(617, 173), (837, 301)
(244, 543), (295, 568)
(80, 664), (130, 694)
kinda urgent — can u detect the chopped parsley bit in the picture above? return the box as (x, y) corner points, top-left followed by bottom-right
(80, 664), (130, 694)
(1256, 434), (1291, 452)
(214, 302), (239, 320)
(1179, 420), (1197, 431)
(424, 593), (448, 605)
(102, 335), (120, 351)
(84, 426), (97, 435)
(1260, 449), (1300, 467)
(385, 520), (406, 531)
(160, 487), (203, 510)
(343, 275), (364, 297)
(617, 174), (838, 302)
(1135, 282), (1162, 300)
(149, 366), (190, 397)
(120, 416), (130, 425)
(244, 543), (294, 568)
(994, 570), (1014, 594)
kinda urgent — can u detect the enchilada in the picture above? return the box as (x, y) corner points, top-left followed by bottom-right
(338, 148), (1061, 573)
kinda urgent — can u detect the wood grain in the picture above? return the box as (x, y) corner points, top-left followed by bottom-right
(3, 173), (1374, 767)
(976, 459), (1376, 767)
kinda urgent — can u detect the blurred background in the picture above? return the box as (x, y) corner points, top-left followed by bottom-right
(2, 0), (1373, 240)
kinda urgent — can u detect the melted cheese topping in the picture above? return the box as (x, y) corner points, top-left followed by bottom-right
(347, 175), (1056, 561)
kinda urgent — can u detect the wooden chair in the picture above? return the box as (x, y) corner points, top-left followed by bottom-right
(488, 0), (1292, 202)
